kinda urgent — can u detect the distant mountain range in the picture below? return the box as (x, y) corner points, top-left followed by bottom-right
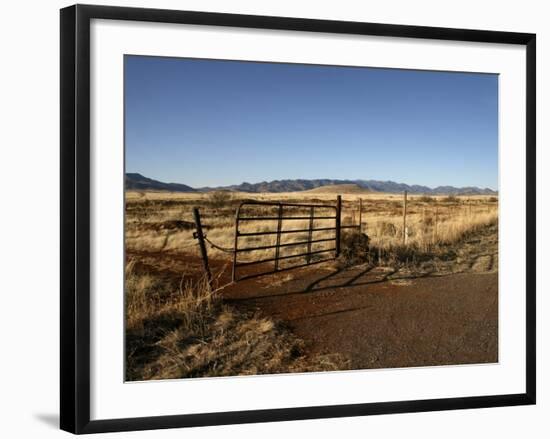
(125, 173), (196, 192)
(126, 173), (497, 195)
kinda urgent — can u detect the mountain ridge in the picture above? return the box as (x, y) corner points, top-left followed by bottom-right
(125, 173), (197, 192)
(125, 173), (497, 195)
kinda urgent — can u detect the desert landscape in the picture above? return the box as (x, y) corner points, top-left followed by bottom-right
(125, 176), (498, 381)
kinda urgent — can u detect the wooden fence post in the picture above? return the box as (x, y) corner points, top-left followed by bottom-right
(402, 190), (408, 245)
(193, 207), (213, 289)
(335, 195), (342, 257)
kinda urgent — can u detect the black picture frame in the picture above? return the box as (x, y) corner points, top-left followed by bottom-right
(60, 4), (536, 434)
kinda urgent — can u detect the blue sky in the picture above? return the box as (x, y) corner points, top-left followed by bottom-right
(125, 56), (498, 189)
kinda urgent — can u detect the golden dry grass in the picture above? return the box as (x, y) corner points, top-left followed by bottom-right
(125, 189), (498, 267)
(125, 262), (347, 381)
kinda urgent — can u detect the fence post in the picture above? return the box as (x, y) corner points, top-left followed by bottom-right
(402, 190), (408, 245)
(193, 207), (213, 289)
(434, 205), (439, 242)
(359, 198), (363, 234)
(335, 195), (342, 257)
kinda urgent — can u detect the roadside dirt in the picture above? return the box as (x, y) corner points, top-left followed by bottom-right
(427, 223), (498, 275)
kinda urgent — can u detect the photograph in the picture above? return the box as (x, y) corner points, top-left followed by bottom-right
(124, 55), (499, 382)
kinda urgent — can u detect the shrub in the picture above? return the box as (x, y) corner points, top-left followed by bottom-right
(418, 195), (434, 203)
(342, 215), (354, 225)
(207, 190), (232, 208)
(443, 195), (459, 203)
(339, 231), (371, 266)
(379, 222), (398, 237)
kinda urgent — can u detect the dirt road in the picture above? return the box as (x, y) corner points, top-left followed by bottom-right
(223, 268), (497, 369)
(222, 225), (498, 369)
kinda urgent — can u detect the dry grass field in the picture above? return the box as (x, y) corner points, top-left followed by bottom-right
(125, 187), (498, 381)
(126, 187), (498, 265)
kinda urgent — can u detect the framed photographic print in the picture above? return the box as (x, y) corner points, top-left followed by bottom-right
(60, 4), (536, 434)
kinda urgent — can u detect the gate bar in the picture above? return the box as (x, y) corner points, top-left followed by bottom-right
(237, 237), (334, 253)
(238, 226), (338, 237)
(235, 200), (337, 210)
(238, 215), (336, 221)
(238, 224), (358, 236)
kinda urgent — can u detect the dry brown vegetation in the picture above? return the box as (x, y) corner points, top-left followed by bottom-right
(125, 189), (498, 266)
(125, 261), (346, 381)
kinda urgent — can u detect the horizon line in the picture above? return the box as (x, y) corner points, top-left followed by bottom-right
(126, 172), (498, 192)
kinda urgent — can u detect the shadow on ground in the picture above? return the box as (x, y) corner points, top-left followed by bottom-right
(221, 260), (498, 370)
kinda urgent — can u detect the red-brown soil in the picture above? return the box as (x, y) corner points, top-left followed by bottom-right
(222, 266), (497, 369)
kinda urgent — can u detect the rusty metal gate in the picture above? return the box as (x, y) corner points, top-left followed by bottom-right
(231, 195), (361, 281)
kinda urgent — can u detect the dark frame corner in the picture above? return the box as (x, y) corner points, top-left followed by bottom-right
(60, 4), (536, 434)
